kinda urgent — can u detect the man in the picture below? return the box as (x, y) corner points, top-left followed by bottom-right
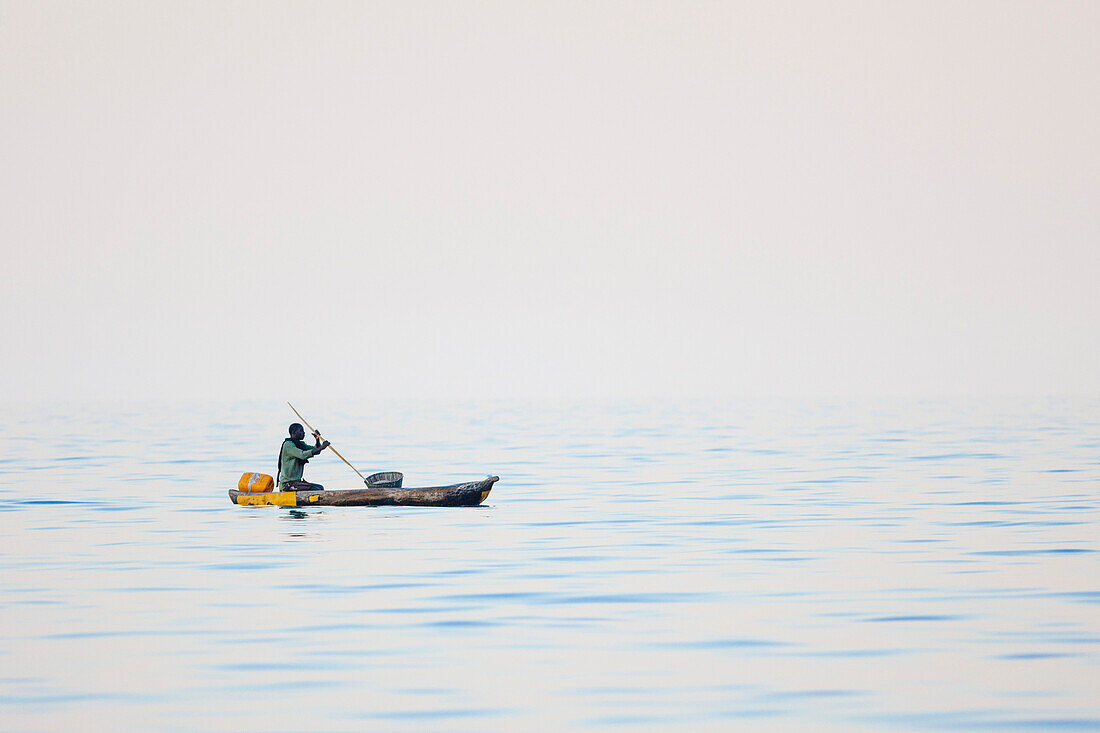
(278, 423), (331, 491)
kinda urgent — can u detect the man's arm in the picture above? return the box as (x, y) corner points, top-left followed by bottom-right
(282, 442), (317, 461)
(309, 431), (331, 455)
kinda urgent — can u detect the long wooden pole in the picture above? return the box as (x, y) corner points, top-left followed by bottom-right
(287, 402), (370, 486)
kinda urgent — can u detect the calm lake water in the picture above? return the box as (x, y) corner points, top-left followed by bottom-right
(1, 398), (1097, 731)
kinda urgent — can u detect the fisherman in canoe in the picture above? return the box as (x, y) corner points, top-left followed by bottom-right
(278, 423), (331, 491)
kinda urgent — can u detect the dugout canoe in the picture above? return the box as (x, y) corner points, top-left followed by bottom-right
(229, 475), (498, 508)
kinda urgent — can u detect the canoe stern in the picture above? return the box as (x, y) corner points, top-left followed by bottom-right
(229, 490), (297, 507)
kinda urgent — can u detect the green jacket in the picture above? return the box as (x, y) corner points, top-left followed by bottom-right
(278, 438), (321, 487)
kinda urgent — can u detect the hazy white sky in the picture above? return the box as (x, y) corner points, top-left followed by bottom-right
(2, 1), (1097, 401)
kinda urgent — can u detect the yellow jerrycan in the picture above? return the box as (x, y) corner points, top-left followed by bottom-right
(238, 472), (275, 493)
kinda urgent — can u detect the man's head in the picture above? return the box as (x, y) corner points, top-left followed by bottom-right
(289, 423), (305, 440)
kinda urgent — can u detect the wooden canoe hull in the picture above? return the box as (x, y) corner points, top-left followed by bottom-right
(229, 476), (498, 508)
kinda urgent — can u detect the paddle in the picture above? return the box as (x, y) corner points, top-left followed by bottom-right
(287, 402), (371, 486)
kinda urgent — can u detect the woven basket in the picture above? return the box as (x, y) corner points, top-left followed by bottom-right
(366, 471), (403, 488)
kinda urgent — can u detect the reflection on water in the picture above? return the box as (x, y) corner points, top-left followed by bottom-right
(0, 397), (1098, 731)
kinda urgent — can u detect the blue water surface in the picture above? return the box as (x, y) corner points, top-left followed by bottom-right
(0, 397), (1097, 731)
